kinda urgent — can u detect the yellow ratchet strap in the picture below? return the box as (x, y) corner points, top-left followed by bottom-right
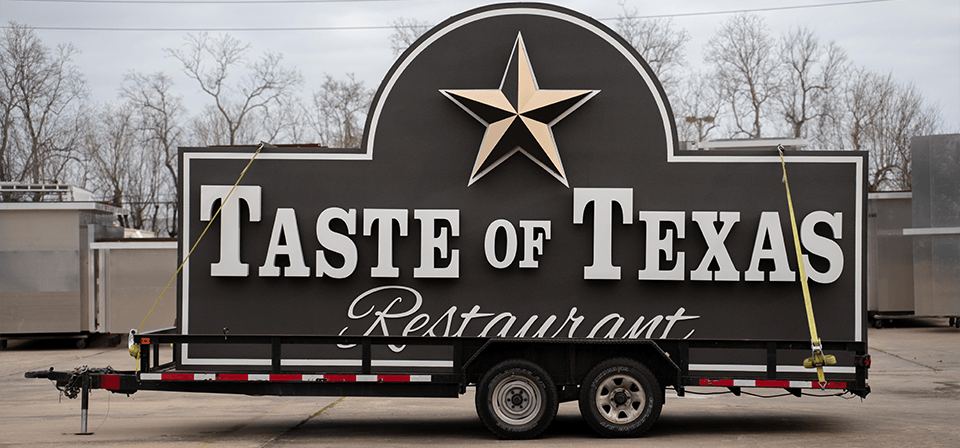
(777, 145), (835, 388)
(130, 142), (268, 369)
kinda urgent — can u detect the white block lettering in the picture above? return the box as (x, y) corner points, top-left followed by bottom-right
(801, 211), (844, 284)
(414, 210), (460, 278)
(519, 220), (551, 268)
(745, 211), (796, 282)
(363, 209), (409, 278)
(573, 188), (633, 280)
(638, 211), (686, 281)
(484, 219), (517, 269)
(260, 208), (309, 277)
(200, 185), (261, 277)
(690, 211), (741, 281)
(315, 207), (358, 279)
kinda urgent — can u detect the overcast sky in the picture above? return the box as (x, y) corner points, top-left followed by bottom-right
(2, 0), (959, 136)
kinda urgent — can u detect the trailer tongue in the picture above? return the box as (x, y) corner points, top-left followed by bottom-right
(26, 3), (870, 439)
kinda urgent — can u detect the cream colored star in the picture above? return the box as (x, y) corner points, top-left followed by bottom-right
(441, 33), (599, 187)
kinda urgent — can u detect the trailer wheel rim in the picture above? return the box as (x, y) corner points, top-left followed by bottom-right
(492, 375), (541, 426)
(595, 373), (646, 424)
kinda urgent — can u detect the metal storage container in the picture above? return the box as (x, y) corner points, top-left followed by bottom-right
(867, 192), (915, 316)
(908, 134), (960, 320)
(1, 200), (178, 347)
(1, 202), (122, 345)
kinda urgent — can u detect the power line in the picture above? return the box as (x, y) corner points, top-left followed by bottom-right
(7, 0), (402, 3)
(17, 25), (400, 31)
(4, 0), (895, 6)
(2, 0), (899, 32)
(609, 0), (896, 20)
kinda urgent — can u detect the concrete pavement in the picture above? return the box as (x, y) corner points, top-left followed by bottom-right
(1, 320), (957, 447)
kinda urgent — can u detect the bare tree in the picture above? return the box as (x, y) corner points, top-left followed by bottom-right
(83, 100), (175, 231)
(704, 13), (778, 139)
(0, 22), (87, 190)
(389, 17), (432, 57)
(279, 102), (313, 145)
(258, 96), (308, 144)
(885, 84), (940, 190)
(166, 33), (302, 146)
(84, 102), (137, 221)
(0, 31), (19, 188)
(777, 26), (848, 146)
(840, 67), (940, 191)
(305, 73), (373, 148)
(124, 135), (167, 231)
(841, 67), (888, 154)
(614, 4), (690, 96)
(188, 104), (239, 146)
(674, 71), (723, 143)
(121, 71), (184, 235)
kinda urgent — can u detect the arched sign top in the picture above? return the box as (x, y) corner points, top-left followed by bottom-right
(363, 3), (677, 188)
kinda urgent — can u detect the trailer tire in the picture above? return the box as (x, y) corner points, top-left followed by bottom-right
(579, 358), (662, 438)
(475, 359), (558, 439)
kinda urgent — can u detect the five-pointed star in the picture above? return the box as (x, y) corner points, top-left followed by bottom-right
(441, 33), (599, 187)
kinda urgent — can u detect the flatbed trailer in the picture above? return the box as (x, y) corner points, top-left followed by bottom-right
(28, 332), (870, 438)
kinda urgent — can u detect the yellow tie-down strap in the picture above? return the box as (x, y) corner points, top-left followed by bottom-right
(129, 142), (268, 370)
(777, 145), (836, 388)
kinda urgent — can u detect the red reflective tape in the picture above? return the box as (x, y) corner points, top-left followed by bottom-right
(141, 338), (151, 345)
(101, 374), (120, 390)
(699, 379), (734, 386)
(144, 372), (440, 385)
(269, 375), (302, 382)
(162, 373), (195, 381)
(324, 375), (356, 382)
(217, 374), (249, 381)
(755, 380), (790, 388)
(823, 382), (847, 389)
(378, 375), (411, 382)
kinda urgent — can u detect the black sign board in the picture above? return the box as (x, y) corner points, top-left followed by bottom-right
(179, 3), (866, 371)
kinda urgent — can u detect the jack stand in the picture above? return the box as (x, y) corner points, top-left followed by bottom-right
(76, 373), (93, 435)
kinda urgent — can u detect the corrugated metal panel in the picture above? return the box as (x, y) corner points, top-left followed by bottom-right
(910, 134), (960, 316)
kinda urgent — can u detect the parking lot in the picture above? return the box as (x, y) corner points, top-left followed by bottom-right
(1, 320), (958, 447)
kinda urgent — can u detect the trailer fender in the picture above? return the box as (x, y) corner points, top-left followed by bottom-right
(462, 339), (680, 391)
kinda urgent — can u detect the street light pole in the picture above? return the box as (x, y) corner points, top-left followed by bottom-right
(685, 116), (715, 146)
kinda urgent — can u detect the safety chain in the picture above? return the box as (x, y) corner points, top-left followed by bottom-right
(54, 365), (119, 401)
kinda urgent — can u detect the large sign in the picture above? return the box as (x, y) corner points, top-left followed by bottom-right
(179, 3), (866, 370)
